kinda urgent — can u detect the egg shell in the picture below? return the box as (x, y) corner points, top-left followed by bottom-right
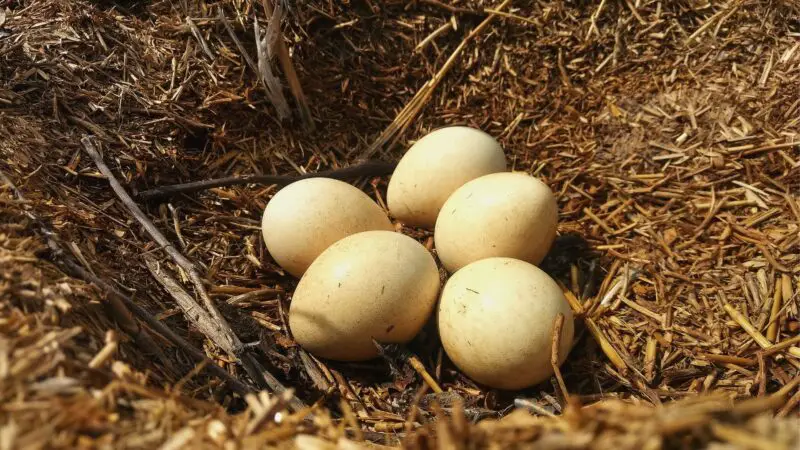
(434, 172), (558, 273)
(437, 257), (574, 390)
(387, 126), (507, 229)
(261, 178), (393, 278)
(289, 230), (441, 361)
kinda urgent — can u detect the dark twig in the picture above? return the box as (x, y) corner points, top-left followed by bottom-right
(136, 160), (397, 200)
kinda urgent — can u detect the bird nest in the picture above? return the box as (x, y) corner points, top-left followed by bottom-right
(1, 0), (799, 448)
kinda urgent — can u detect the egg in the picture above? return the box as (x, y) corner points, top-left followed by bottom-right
(261, 178), (393, 278)
(437, 257), (574, 390)
(289, 230), (441, 361)
(434, 172), (558, 273)
(387, 126), (507, 229)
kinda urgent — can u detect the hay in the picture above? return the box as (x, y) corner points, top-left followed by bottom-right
(1, 0), (799, 448)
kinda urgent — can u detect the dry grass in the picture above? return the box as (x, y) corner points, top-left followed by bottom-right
(1, 0), (799, 448)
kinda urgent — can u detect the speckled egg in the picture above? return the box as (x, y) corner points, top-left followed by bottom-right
(437, 257), (574, 390)
(434, 172), (558, 273)
(387, 126), (507, 229)
(261, 178), (393, 278)
(289, 230), (441, 361)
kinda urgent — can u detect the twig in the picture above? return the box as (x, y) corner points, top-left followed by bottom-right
(80, 261), (253, 395)
(339, 399), (364, 441)
(766, 278), (782, 342)
(557, 48), (573, 89)
(420, 0), (483, 15)
(514, 398), (556, 417)
(710, 422), (783, 450)
(699, 353), (756, 367)
(253, 2), (290, 120)
(551, 313), (570, 401)
(483, 8), (542, 28)
(583, 207), (615, 234)
(723, 302), (772, 349)
(81, 137), (236, 351)
(298, 349), (331, 392)
(695, 191), (726, 234)
(356, 0), (512, 159)
(372, 339), (405, 379)
(186, 17), (215, 59)
(80, 137), (306, 409)
(756, 244), (791, 273)
(407, 354), (444, 394)
(226, 287), (282, 305)
(622, 0), (646, 25)
(136, 160), (396, 200)
(585, 317), (628, 372)
(757, 352), (767, 396)
(245, 351), (307, 411)
(145, 256), (238, 356)
(384, 342), (444, 394)
(760, 335), (800, 358)
(1, 169), (251, 394)
(415, 22), (453, 52)
(404, 384), (429, 433)
(586, 0), (607, 40)
(261, 0), (315, 130)
(731, 394), (787, 416)
(644, 336), (658, 383)
(0, 170), (172, 373)
(599, 267), (639, 308)
(88, 330), (119, 369)
(218, 7), (259, 74)
(777, 390), (800, 418)
(723, 302), (800, 364)
(244, 388), (300, 435)
(685, 1), (741, 44)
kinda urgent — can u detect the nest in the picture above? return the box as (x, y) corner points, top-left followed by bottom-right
(1, 0), (799, 448)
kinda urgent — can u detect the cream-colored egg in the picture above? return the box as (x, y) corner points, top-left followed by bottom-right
(437, 257), (574, 390)
(434, 172), (557, 273)
(289, 230), (441, 361)
(387, 126), (507, 229)
(261, 178), (393, 278)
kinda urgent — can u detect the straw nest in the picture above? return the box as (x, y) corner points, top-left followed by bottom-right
(1, 0), (799, 448)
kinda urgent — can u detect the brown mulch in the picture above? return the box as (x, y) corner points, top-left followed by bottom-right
(1, 0), (799, 448)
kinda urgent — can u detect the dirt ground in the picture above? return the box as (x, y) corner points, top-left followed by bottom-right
(1, 0), (799, 448)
